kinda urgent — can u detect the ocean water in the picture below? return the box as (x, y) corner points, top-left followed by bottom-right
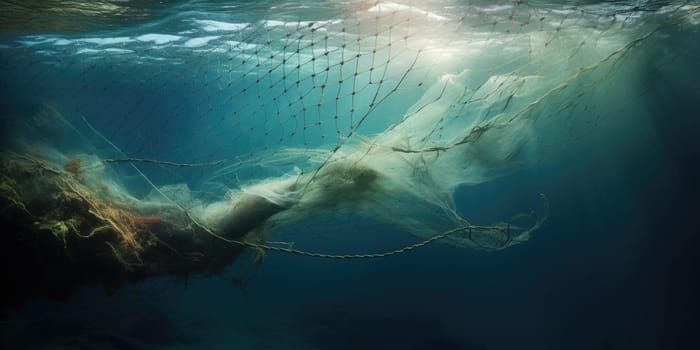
(1, 1), (699, 349)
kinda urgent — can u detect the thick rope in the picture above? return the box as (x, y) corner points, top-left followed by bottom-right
(206, 225), (509, 260)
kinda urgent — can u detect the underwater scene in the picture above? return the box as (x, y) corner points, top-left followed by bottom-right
(1, 0), (699, 349)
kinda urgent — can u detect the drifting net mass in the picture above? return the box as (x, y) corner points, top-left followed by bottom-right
(1, 0), (698, 272)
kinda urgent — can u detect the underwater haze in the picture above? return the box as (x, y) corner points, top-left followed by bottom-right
(1, 0), (699, 349)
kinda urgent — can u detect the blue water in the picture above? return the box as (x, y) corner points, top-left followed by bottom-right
(1, 1), (699, 349)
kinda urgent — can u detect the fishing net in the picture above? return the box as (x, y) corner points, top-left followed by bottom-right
(1, 0), (698, 299)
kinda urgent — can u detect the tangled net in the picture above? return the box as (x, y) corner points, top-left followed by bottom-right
(1, 0), (697, 304)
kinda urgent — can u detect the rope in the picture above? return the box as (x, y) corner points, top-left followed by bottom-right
(210, 194), (549, 259)
(207, 225), (509, 260)
(103, 157), (227, 167)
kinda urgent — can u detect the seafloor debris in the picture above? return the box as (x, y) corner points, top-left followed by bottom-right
(0, 151), (249, 309)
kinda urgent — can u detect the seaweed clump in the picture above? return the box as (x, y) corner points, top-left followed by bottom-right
(0, 151), (248, 311)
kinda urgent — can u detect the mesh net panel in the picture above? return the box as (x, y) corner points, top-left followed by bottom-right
(1, 0), (698, 255)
